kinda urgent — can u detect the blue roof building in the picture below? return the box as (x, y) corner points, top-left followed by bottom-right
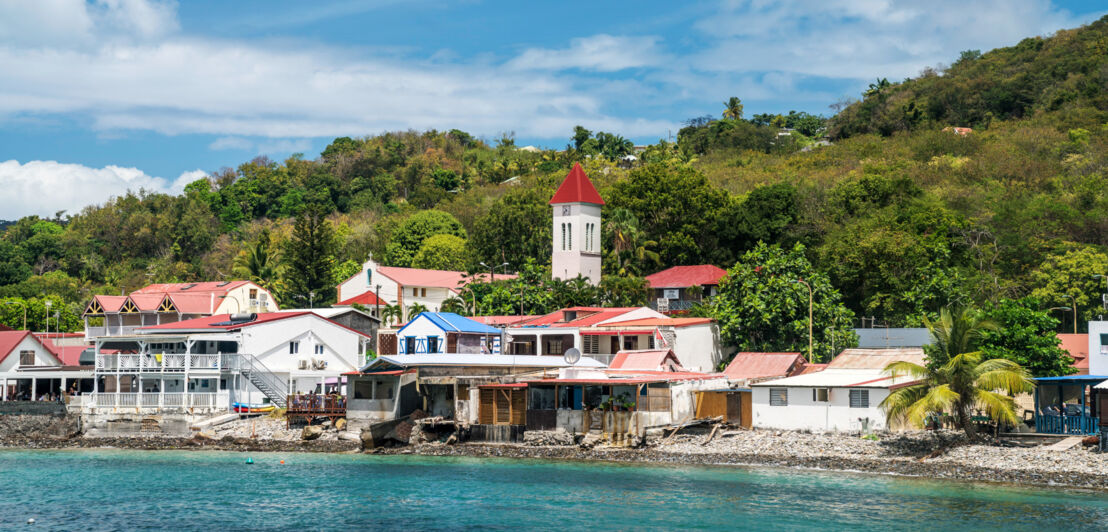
(395, 312), (502, 354)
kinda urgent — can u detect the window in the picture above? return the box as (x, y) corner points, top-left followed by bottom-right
(428, 336), (439, 353)
(529, 386), (556, 410)
(404, 337), (415, 354)
(583, 335), (599, 354)
(249, 289), (257, 299)
(623, 336), (638, 350)
(412, 287), (418, 297)
(288, 341), (299, 354)
(769, 388), (788, 406)
(366, 270), (372, 284)
(19, 350), (34, 366)
(567, 223), (572, 250)
(314, 345), (324, 355)
(813, 388), (830, 402)
(849, 389), (870, 408)
(663, 289), (680, 300)
(561, 223), (566, 250)
(353, 380), (373, 399)
(421, 288), (427, 297)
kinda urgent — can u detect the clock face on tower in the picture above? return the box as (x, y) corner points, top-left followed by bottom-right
(562, 206), (571, 216)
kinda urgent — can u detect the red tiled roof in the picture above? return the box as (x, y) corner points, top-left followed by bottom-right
(138, 312), (373, 339)
(0, 331), (60, 365)
(93, 295), (128, 313)
(723, 352), (806, 380)
(139, 312), (310, 331)
(599, 317), (714, 328)
(548, 163), (604, 205)
(609, 349), (684, 372)
(128, 294), (165, 311)
(168, 293), (221, 314)
(524, 307), (643, 328)
(470, 315), (539, 326)
(133, 281), (251, 295)
(337, 291), (386, 306)
(1058, 333), (1089, 372)
(645, 265), (727, 288)
(377, 266), (516, 290)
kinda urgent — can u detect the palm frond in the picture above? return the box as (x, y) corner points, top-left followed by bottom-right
(884, 360), (930, 380)
(973, 389), (1021, 427)
(975, 368), (1035, 395)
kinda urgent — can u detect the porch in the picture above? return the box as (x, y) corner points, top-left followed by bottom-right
(1033, 376), (1106, 435)
(286, 393), (346, 427)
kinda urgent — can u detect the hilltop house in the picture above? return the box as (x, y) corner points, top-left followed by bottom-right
(644, 265), (727, 314)
(83, 281), (279, 340)
(750, 348), (926, 432)
(335, 258), (513, 323)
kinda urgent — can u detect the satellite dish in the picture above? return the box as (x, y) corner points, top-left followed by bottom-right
(563, 347), (581, 366)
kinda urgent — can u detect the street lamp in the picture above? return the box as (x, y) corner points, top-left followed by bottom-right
(792, 279), (813, 363)
(308, 291), (315, 309)
(1068, 294), (1078, 334)
(479, 261), (511, 282)
(3, 300), (26, 330)
(374, 284), (382, 320)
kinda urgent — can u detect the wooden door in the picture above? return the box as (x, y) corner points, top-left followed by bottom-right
(726, 393), (742, 423)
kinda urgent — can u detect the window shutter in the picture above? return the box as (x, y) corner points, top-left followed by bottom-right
(849, 389), (869, 408)
(770, 388), (788, 406)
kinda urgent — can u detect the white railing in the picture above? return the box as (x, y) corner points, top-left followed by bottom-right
(87, 392), (223, 411)
(94, 353), (231, 372)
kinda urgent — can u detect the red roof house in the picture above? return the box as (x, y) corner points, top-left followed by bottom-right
(549, 163), (605, 205)
(1058, 333), (1088, 374)
(609, 349), (685, 372)
(723, 352), (809, 381)
(645, 265), (728, 289)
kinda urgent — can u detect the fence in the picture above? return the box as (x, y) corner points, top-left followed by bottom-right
(88, 392), (223, 411)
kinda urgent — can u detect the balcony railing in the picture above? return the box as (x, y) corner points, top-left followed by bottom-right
(88, 392), (224, 411)
(1036, 413), (1100, 435)
(95, 353), (238, 373)
(649, 299), (700, 312)
(85, 325), (140, 339)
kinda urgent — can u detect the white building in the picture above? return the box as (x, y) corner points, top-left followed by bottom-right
(750, 348), (926, 432)
(86, 311), (373, 418)
(335, 258), (512, 323)
(1, 331), (93, 402)
(391, 312), (503, 355)
(83, 281), (279, 340)
(550, 162), (604, 285)
(1086, 321), (1108, 376)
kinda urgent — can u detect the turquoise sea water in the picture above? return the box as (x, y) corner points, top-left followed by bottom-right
(1, 449), (1106, 531)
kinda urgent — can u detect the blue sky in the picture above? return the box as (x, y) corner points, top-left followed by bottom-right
(0, 0), (1105, 218)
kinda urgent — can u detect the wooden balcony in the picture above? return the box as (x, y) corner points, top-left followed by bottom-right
(286, 393), (346, 427)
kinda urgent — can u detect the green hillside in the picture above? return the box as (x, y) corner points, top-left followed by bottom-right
(4, 16), (1108, 338)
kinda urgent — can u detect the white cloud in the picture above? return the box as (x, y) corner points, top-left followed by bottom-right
(0, 159), (205, 218)
(507, 35), (663, 72)
(691, 0), (1091, 81)
(209, 136), (314, 156)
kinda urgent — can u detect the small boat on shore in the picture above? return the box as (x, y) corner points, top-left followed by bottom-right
(232, 402), (275, 414)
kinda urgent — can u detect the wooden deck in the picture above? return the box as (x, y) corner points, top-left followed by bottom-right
(286, 394), (346, 427)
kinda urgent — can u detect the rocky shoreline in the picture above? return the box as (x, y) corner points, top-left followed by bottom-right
(3, 414), (1106, 490)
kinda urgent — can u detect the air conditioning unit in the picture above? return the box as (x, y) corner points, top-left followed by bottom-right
(298, 359), (309, 370)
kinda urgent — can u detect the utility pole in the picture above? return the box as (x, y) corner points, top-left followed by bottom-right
(792, 279), (813, 363)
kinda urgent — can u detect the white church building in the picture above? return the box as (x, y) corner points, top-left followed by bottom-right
(550, 162), (604, 285)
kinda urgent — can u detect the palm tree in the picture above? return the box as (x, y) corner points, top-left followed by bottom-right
(440, 296), (466, 315)
(881, 307), (1035, 439)
(407, 302), (429, 319)
(233, 230), (285, 298)
(604, 208), (659, 275)
(380, 304), (402, 327)
(722, 96), (744, 120)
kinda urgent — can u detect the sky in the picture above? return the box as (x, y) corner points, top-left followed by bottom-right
(0, 0), (1105, 219)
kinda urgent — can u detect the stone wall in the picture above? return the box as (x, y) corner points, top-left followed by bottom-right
(0, 401), (67, 416)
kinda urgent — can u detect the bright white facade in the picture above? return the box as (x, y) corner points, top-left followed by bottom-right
(551, 201), (602, 284)
(87, 312), (373, 415)
(1086, 321), (1108, 375)
(750, 349), (925, 432)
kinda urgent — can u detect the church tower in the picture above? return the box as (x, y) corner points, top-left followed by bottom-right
(550, 163), (604, 285)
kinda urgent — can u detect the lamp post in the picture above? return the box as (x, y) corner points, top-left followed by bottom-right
(1068, 294), (1078, 334)
(374, 284), (382, 320)
(308, 291), (315, 309)
(44, 300), (52, 336)
(792, 279), (813, 363)
(480, 261), (510, 282)
(1048, 307), (1072, 333)
(3, 301), (26, 330)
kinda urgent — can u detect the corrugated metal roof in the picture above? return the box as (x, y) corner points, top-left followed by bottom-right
(854, 328), (932, 348)
(597, 317), (714, 328)
(644, 265), (727, 288)
(827, 348), (926, 370)
(402, 312), (501, 334)
(608, 349), (683, 371)
(751, 369), (919, 388)
(723, 352), (805, 380)
(524, 307), (647, 328)
(358, 354), (606, 372)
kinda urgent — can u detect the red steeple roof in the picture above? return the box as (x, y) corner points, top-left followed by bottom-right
(549, 163), (605, 205)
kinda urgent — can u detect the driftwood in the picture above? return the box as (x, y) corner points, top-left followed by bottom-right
(701, 423), (721, 446)
(662, 416), (721, 444)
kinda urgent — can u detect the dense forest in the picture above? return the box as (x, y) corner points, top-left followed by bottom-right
(4, 16), (1108, 358)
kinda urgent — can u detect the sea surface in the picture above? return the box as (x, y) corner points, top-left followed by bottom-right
(1, 449), (1106, 531)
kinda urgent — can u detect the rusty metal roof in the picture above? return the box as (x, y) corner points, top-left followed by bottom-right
(826, 348), (925, 370)
(723, 352), (805, 380)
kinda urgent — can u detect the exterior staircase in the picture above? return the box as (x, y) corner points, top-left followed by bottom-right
(236, 354), (288, 408)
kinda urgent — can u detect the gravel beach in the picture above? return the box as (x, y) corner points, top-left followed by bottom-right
(3, 414), (1106, 489)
